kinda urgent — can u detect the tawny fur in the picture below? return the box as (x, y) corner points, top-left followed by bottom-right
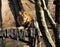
(17, 11), (32, 28)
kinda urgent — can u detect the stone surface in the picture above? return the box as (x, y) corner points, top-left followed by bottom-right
(0, 0), (57, 47)
(1, 0), (16, 28)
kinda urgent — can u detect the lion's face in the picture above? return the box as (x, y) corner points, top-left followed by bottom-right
(17, 11), (32, 27)
(22, 11), (32, 23)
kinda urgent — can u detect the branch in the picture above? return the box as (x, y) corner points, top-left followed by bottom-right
(34, 0), (56, 47)
(41, 0), (56, 26)
(41, 0), (60, 47)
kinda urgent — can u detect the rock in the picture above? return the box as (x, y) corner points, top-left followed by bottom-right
(1, 0), (16, 28)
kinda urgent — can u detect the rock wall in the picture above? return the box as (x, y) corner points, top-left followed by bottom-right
(0, 0), (56, 47)
(1, 0), (55, 28)
(2, 0), (16, 28)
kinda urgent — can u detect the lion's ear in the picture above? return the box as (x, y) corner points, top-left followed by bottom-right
(19, 11), (22, 15)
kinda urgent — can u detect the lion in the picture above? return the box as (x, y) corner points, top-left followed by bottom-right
(17, 11), (32, 28)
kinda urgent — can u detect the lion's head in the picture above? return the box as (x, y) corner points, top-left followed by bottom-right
(17, 11), (32, 28)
